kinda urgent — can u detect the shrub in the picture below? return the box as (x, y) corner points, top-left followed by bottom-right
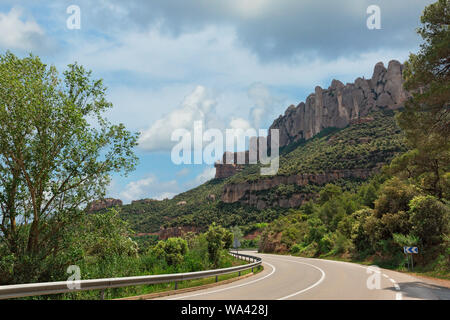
(152, 237), (188, 266)
(350, 208), (374, 252)
(408, 195), (449, 247)
(290, 243), (303, 255)
(374, 177), (419, 217)
(205, 223), (233, 267)
(318, 233), (334, 254)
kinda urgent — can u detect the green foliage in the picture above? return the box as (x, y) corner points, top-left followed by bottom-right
(152, 237), (188, 266)
(205, 223), (233, 267)
(408, 195), (449, 246)
(396, 0), (450, 200)
(374, 177), (419, 217)
(0, 52), (138, 283)
(392, 233), (420, 247)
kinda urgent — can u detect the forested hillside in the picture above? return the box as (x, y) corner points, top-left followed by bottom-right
(118, 109), (407, 234)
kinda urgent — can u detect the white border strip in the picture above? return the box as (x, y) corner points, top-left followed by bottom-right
(167, 261), (277, 300)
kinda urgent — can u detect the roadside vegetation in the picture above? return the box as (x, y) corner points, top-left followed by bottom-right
(0, 52), (252, 299)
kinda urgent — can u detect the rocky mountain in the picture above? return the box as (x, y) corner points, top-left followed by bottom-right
(102, 60), (409, 236)
(268, 60), (408, 148)
(87, 198), (123, 213)
(215, 60), (408, 179)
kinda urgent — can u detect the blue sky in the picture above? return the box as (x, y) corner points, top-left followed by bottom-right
(0, 0), (433, 203)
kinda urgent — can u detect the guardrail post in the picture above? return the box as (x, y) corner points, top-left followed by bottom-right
(100, 289), (105, 300)
(238, 271), (241, 276)
(175, 281), (178, 290)
(215, 275), (218, 283)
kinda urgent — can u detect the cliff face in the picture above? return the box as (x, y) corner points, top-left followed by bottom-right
(214, 60), (407, 179)
(87, 198), (123, 213)
(221, 168), (378, 209)
(268, 60), (408, 148)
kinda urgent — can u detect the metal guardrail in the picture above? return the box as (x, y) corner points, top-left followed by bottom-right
(0, 251), (261, 300)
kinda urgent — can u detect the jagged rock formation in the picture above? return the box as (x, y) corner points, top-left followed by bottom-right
(268, 60), (409, 148)
(221, 168), (378, 209)
(214, 60), (407, 179)
(131, 199), (158, 205)
(214, 138), (267, 179)
(87, 198), (123, 213)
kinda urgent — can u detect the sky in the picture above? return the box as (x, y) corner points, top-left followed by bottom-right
(0, 0), (433, 203)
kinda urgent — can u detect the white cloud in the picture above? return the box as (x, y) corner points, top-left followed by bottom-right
(229, 117), (252, 131)
(0, 8), (46, 51)
(138, 85), (222, 152)
(185, 167), (216, 189)
(176, 168), (190, 177)
(247, 82), (282, 128)
(120, 175), (179, 202)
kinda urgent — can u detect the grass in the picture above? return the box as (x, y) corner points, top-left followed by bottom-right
(58, 256), (263, 300)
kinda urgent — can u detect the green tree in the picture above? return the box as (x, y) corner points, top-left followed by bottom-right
(396, 0), (450, 199)
(0, 52), (138, 282)
(318, 184), (342, 204)
(408, 195), (449, 247)
(374, 177), (419, 218)
(205, 223), (232, 267)
(153, 237), (188, 266)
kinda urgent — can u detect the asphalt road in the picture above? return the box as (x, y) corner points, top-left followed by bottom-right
(156, 252), (450, 300)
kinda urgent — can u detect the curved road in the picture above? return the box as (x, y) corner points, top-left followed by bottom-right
(156, 252), (449, 300)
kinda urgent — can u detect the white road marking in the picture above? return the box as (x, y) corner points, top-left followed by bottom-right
(261, 253), (403, 300)
(266, 257), (326, 300)
(166, 261), (277, 300)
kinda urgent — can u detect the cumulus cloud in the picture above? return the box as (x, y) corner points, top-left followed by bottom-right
(138, 85), (221, 152)
(69, 0), (433, 62)
(184, 167), (216, 189)
(119, 175), (179, 202)
(0, 8), (47, 51)
(247, 83), (283, 129)
(229, 117), (252, 131)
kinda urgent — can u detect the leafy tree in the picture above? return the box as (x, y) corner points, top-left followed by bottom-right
(374, 177), (419, 218)
(153, 237), (188, 266)
(392, 233), (420, 247)
(408, 195), (449, 246)
(205, 223), (232, 267)
(396, 0), (450, 199)
(318, 184), (342, 204)
(0, 52), (138, 282)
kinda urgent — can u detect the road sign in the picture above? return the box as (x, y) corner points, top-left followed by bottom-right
(403, 246), (418, 254)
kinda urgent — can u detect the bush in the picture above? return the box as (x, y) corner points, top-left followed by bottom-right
(290, 243), (303, 255)
(318, 233), (334, 254)
(374, 177), (419, 218)
(408, 195), (449, 247)
(350, 209), (374, 252)
(152, 237), (188, 266)
(205, 223), (233, 267)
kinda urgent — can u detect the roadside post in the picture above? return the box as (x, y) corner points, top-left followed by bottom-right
(403, 246), (418, 271)
(233, 238), (241, 255)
